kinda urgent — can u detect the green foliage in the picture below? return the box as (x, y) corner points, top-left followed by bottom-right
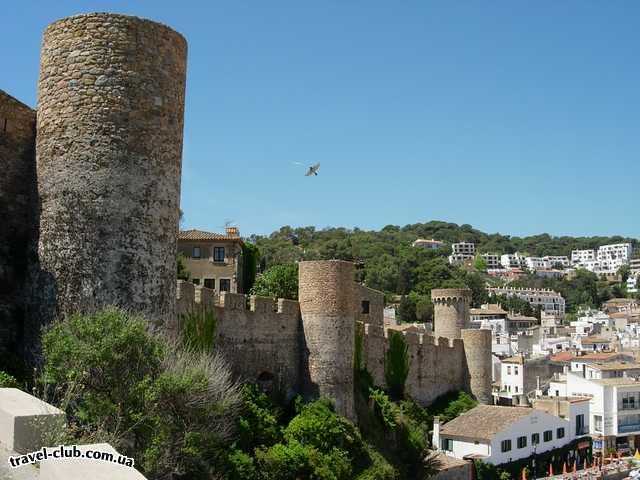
(369, 389), (398, 429)
(250, 263), (299, 300)
(426, 390), (478, 424)
(492, 293), (536, 316)
(397, 295), (416, 323)
(0, 371), (18, 388)
(384, 332), (410, 399)
(181, 308), (217, 352)
(41, 308), (241, 479)
(41, 307), (164, 430)
(177, 252), (190, 280)
(242, 242), (261, 293)
(235, 384), (283, 452)
(474, 255), (488, 272)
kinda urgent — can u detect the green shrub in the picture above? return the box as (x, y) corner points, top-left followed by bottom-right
(250, 263), (299, 300)
(181, 308), (217, 352)
(0, 371), (19, 388)
(384, 331), (409, 399)
(236, 384), (283, 452)
(227, 449), (258, 480)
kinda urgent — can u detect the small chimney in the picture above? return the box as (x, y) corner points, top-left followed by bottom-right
(225, 226), (239, 237)
(433, 416), (441, 450)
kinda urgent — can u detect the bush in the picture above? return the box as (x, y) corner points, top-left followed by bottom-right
(250, 263), (299, 300)
(41, 308), (241, 479)
(0, 371), (19, 388)
(235, 384), (283, 453)
(181, 308), (217, 352)
(384, 331), (409, 399)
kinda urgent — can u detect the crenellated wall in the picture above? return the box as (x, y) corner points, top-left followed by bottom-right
(174, 274), (492, 409)
(362, 323), (468, 404)
(176, 281), (302, 398)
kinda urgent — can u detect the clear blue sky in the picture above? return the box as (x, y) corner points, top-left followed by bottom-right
(3, 1), (639, 238)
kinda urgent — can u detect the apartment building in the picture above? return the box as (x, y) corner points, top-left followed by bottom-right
(488, 287), (566, 318)
(500, 253), (527, 270)
(631, 258), (640, 276)
(481, 253), (502, 269)
(571, 249), (596, 265)
(178, 227), (244, 293)
(566, 362), (640, 455)
(448, 242), (475, 265)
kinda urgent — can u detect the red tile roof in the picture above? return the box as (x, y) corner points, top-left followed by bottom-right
(179, 229), (243, 242)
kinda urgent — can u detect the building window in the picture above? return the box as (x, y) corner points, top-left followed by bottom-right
(361, 300), (370, 314)
(557, 427), (565, 439)
(193, 247), (201, 258)
(594, 415), (602, 433)
(204, 278), (215, 289)
(214, 247), (225, 262)
(192, 278), (200, 285)
(507, 366), (511, 375)
(517, 436), (527, 449)
(219, 278), (231, 292)
(441, 438), (453, 451)
(514, 367), (519, 375)
(532, 433), (540, 445)
(543, 430), (552, 442)
(501, 439), (512, 452)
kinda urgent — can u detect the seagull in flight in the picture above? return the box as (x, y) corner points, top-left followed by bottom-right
(305, 162), (320, 176)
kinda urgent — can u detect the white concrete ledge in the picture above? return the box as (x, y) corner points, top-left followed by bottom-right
(40, 443), (146, 480)
(0, 388), (65, 453)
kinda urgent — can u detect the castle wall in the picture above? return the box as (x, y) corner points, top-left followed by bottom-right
(356, 284), (384, 326)
(461, 329), (493, 404)
(35, 14), (187, 325)
(362, 325), (468, 405)
(432, 289), (471, 339)
(176, 281), (302, 398)
(0, 91), (36, 356)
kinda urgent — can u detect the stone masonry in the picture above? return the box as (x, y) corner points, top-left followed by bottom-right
(36, 13), (187, 325)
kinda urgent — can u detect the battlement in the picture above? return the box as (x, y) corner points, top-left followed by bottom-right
(176, 280), (301, 316)
(431, 288), (472, 303)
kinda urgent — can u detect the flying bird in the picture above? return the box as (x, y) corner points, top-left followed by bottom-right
(305, 162), (320, 177)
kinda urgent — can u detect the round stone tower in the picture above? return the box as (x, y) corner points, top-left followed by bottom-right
(298, 260), (355, 420)
(36, 13), (187, 324)
(431, 288), (471, 339)
(460, 329), (493, 404)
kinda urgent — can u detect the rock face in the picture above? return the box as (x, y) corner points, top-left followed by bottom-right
(36, 13), (187, 325)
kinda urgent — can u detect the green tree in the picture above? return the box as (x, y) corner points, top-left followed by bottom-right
(242, 242), (260, 293)
(177, 252), (190, 280)
(384, 332), (410, 400)
(250, 263), (299, 300)
(397, 295), (417, 323)
(474, 255), (488, 272)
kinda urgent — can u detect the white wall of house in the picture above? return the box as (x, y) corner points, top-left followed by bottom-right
(500, 361), (524, 398)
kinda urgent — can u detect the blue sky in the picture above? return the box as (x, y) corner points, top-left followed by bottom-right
(3, 1), (639, 238)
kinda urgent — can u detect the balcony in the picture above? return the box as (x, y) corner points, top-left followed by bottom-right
(618, 424), (640, 434)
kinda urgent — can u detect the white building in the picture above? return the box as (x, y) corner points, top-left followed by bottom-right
(435, 405), (585, 465)
(501, 252), (527, 270)
(449, 242), (475, 265)
(525, 257), (547, 270)
(543, 256), (571, 269)
(572, 249), (596, 265)
(412, 238), (445, 250)
(500, 356), (525, 401)
(631, 258), (640, 277)
(566, 362), (640, 454)
(488, 287), (566, 318)
(481, 253), (502, 270)
(628, 275), (638, 294)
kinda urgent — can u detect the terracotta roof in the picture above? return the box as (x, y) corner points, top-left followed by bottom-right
(550, 351), (574, 363)
(581, 336), (611, 345)
(179, 229), (242, 242)
(575, 352), (628, 361)
(440, 405), (533, 441)
(502, 356), (525, 365)
(587, 362), (640, 371)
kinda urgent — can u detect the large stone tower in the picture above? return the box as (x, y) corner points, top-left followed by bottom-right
(431, 288), (471, 339)
(299, 260), (355, 420)
(35, 13), (187, 324)
(460, 329), (493, 404)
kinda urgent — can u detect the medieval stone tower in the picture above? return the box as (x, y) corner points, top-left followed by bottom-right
(431, 288), (471, 339)
(35, 13), (187, 324)
(460, 329), (493, 404)
(298, 260), (356, 420)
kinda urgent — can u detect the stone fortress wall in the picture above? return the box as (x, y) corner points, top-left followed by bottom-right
(0, 12), (492, 418)
(175, 260), (493, 414)
(0, 91), (37, 356)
